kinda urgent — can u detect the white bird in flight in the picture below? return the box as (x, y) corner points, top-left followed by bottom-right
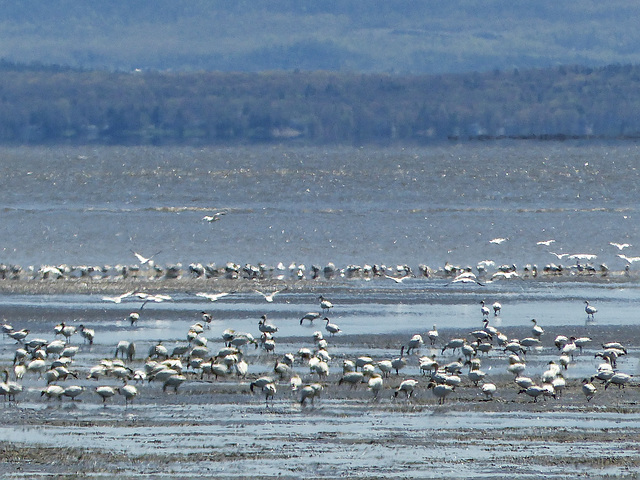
(254, 287), (287, 303)
(384, 274), (412, 284)
(618, 254), (640, 264)
(490, 238), (508, 244)
(536, 239), (556, 246)
(549, 252), (568, 260)
(610, 242), (631, 250)
(195, 292), (233, 302)
(131, 250), (161, 265)
(202, 212), (226, 222)
(102, 290), (135, 304)
(568, 253), (597, 261)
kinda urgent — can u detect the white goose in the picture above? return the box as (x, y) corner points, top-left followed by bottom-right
(427, 325), (439, 345)
(367, 374), (384, 399)
(324, 318), (341, 336)
(427, 381), (454, 404)
(582, 378), (597, 401)
(394, 379), (418, 399)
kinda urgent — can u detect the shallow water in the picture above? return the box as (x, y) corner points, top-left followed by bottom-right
(1, 141), (639, 272)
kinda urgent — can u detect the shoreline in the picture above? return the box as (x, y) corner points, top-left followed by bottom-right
(0, 269), (636, 296)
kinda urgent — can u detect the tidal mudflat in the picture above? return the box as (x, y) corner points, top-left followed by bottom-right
(1, 276), (640, 479)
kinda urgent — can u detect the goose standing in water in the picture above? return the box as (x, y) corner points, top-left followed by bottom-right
(585, 301), (598, 320)
(118, 384), (139, 407)
(319, 295), (333, 314)
(62, 385), (84, 402)
(324, 318), (341, 336)
(261, 383), (277, 405)
(78, 325), (95, 345)
(258, 315), (279, 334)
(582, 378), (597, 401)
(391, 346), (407, 375)
(1, 370), (22, 402)
(480, 301), (490, 317)
(406, 334), (424, 355)
(300, 312), (321, 325)
(96, 386), (117, 404)
(427, 325), (439, 345)
(367, 374), (384, 399)
(531, 319), (544, 338)
(299, 383), (323, 406)
(492, 301), (502, 316)
(41, 384), (65, 401)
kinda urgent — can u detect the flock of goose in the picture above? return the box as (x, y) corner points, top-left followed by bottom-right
(0, 242), (637, 285)
(0, 287), (635, 410)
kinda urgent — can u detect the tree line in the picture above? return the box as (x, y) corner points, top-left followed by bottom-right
(1, 62), (640, 145)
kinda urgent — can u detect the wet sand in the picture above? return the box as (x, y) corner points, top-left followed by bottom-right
(1, 277), (640, 479)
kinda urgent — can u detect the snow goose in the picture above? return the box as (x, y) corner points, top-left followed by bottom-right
(377, 360), (393, 378)
(427, 325), (439, 345)
(62, 385), (84, 401)
(492, 302), (502, 316)
(518, 385), (547, 403)
(574, 337), (592, 353)
(367, 374), (384, 399)
(507, 355), (526, 376)
(391, 346), (407, 375)
(554, 335), (569, 350)
(250, 376), (275, 393)
(324, 318), (341, 336)
(531, 319), (544, 338)
(318, 295), (333, 314)
(467, 367), (487, 386)
(95, 386), (117, 404)
(419, 355), (438, 375)
(551, 375), (566, 397)
(515, 376), (534, 389)
(355, 355), (373, 370)
(162, 374), (186, 393)
(427, 381), (454, 404)
(584, 301), (597, 320)
(8, 329), (30, 343)
(604, 372), (632, 390)
(1, 322), (13, 336)
(441, 338), (465, 355)
(482, 319), (499, 336)
(78, 325), (95, 345)
(118, 384), (138, 406)
(261, 382), (277, 404)
(115, 340), (136, 362)
(481, 382), (496, 400)
(406, 334), (424, 354)
(258, 315), (279, 334)
(41, 384), (65, 401)
(300, 312), (321, 325)
(342, 359), (356, 374)
(338, 371), (365, 388)
(582, 378), (597, 401)
(480, 301), (490, 317)
(299, 383), (323, 406)
(394, 379), (418, 399)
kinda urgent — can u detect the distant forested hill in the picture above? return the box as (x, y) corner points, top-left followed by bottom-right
(1, 62), (640, 145)
(0, 1), (639, 73)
